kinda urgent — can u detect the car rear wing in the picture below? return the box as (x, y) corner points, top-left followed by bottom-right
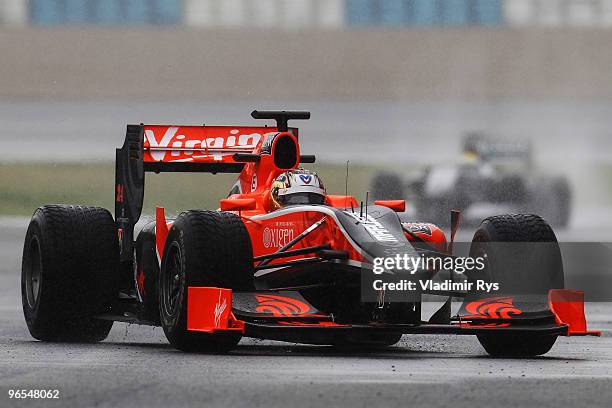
(462, 132), (532, 163)
(141, 124), (293, 173)
(115, 124), (286, 260)
(115, 111), (310, 262)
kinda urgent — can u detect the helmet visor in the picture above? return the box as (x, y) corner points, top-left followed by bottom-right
(279, 192), (325, 206)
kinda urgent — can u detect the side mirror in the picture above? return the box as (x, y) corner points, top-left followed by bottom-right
(220, 198), (257, 212)
(374, 200), (405, 212)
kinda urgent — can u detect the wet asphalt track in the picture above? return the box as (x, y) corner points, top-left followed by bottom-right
(1, 100), (611, 407)
(0, 218), (611, 408)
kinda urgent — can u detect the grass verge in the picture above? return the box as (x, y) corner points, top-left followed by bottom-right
(0, 162), (379, 216)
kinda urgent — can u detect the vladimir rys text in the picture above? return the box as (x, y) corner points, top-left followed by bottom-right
(370, 254), (499, 293)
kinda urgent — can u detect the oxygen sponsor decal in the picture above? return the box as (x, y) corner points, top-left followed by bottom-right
(262, 227), (295, 248)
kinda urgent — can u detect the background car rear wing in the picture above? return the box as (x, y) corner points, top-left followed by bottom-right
(463, 132), (532, 164)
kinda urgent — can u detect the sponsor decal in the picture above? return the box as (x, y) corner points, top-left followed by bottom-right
(262, 227), (295, 248)
(251, 174), (258, 192)
(214, 292), (228, 327)
(402, 222), (433, 236)
(255, 294), (312, 317)
(299, 174), (313, 184)
(144, 127), (270, 161)
(464, 296), (522, 319)
(273, 221), (294, 227)
(116, 184), (124, 203)
(345, 212), (399, 243)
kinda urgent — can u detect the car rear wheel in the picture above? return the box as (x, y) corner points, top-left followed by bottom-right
(159, 210), (254, 352)
(22, 205), (119, 342)
(468, 214), (563, 357)
(530, 177), (571, 228)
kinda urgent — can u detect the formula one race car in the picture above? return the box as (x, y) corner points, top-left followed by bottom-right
(21, 111), (598, 356)
(371, 132), (571, 227)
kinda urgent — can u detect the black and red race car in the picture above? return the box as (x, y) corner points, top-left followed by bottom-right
(21, 111), (598, 356)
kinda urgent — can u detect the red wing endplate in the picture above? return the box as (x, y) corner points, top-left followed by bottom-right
(457, 290), (600, 336)
(186, 287), (244, 334)
(549, 290), (600, 336)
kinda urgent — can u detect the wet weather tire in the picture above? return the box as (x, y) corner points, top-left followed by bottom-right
(159, 210), (254, 353)
(21, 205), (119, 342)
(469, 214), (563, 357)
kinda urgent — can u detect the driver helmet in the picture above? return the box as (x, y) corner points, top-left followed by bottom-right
(270, 169), (326, 209)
